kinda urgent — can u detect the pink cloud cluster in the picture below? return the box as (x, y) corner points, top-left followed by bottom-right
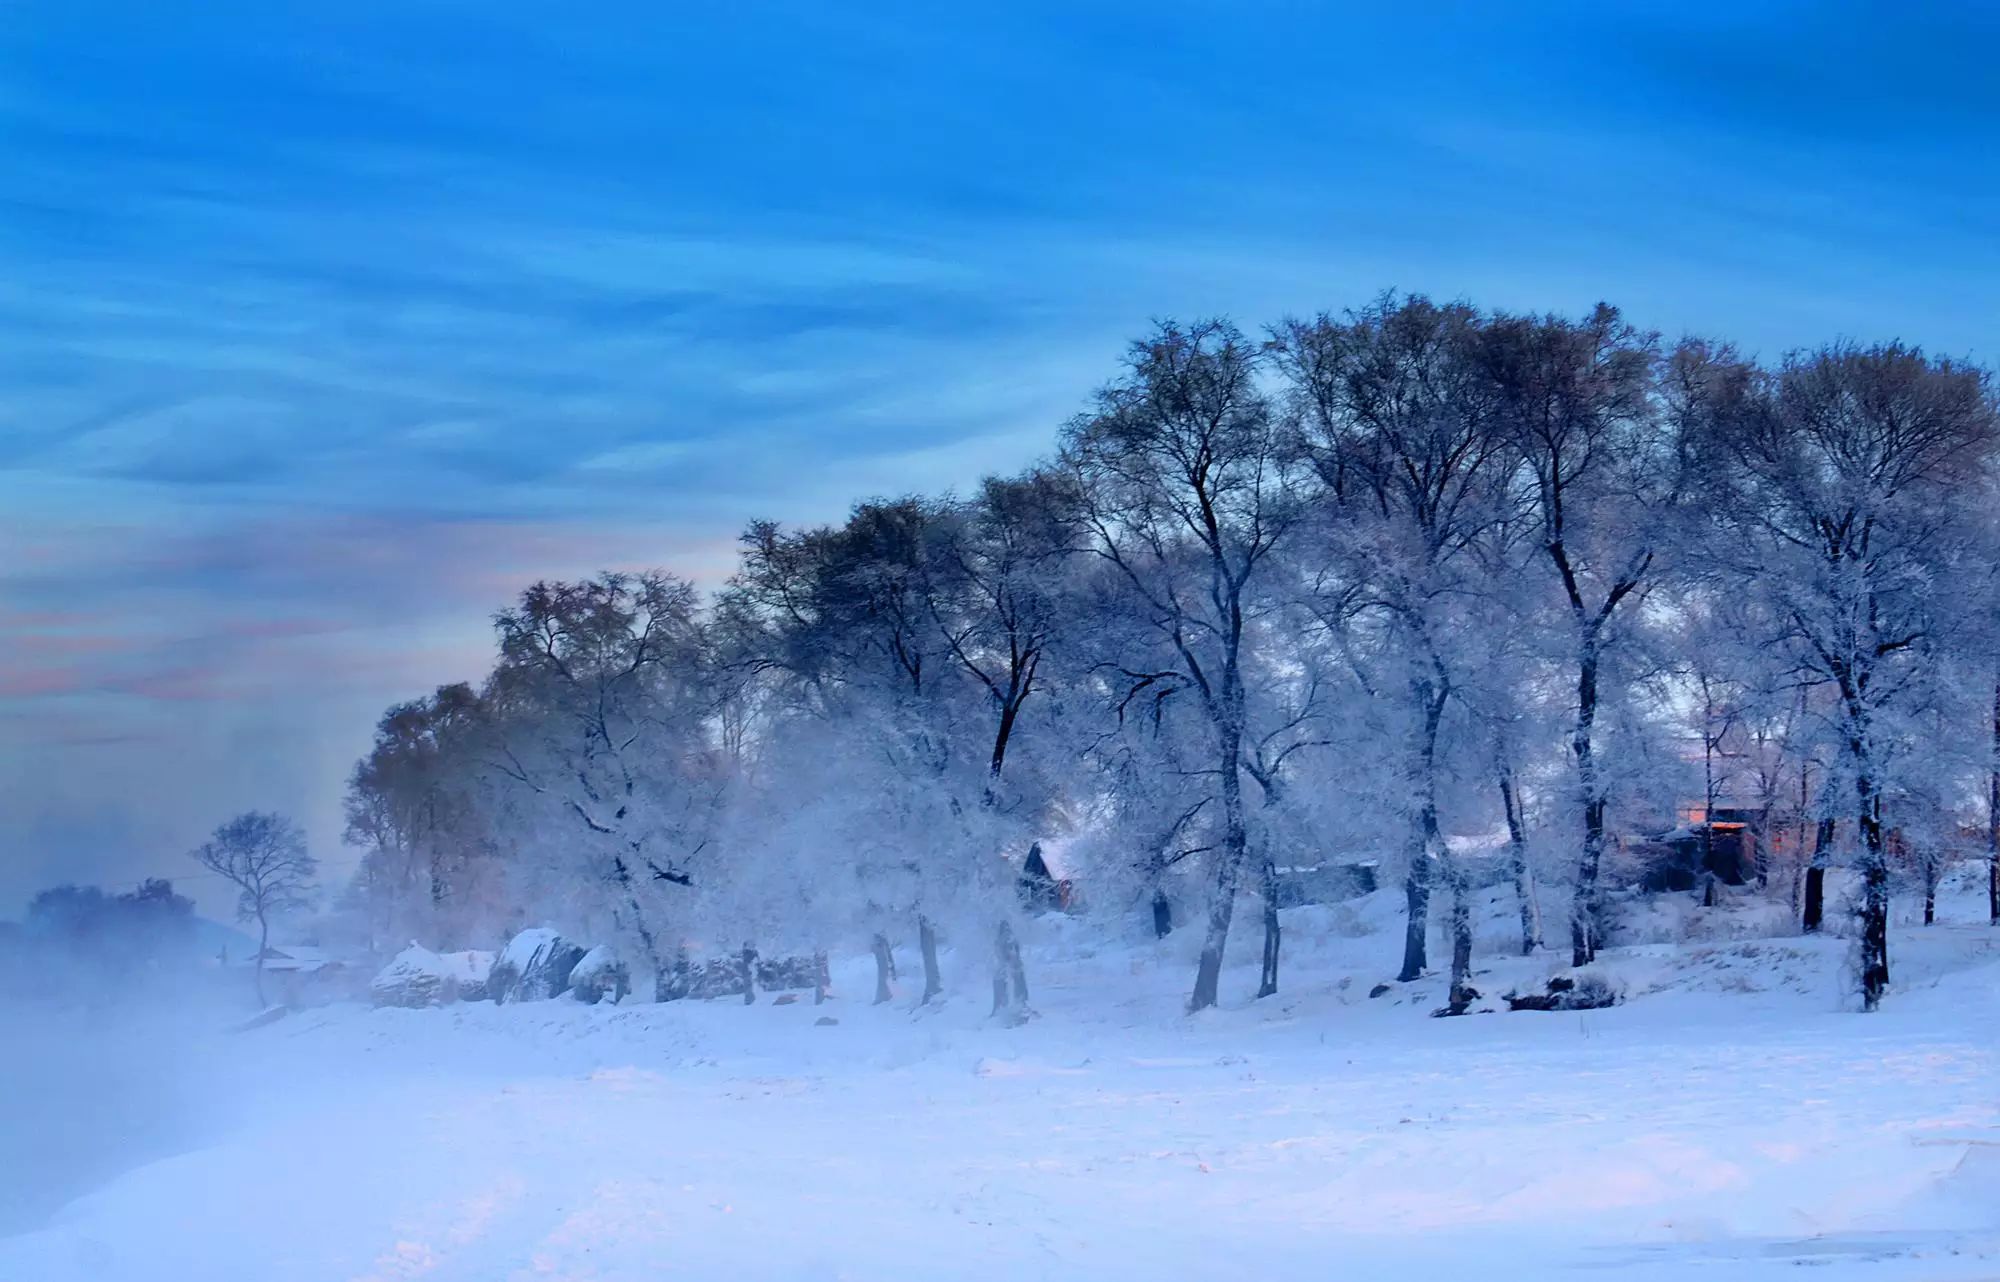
(1, 509), (737, 711)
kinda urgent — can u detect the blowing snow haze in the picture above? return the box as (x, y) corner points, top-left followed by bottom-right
(4, 5), (2000, 1281)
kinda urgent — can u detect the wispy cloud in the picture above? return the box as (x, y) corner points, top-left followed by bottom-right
(3, 0), (1995, 913)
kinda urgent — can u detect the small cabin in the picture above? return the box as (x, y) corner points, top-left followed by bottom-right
(1017, 842), (1077, 913)
(1271, 861), (1378, 907)
(249, 944), (355, 1004)
(1634, 806), (1763, 892)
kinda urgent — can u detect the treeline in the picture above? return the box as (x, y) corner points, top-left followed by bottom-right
(336, 294), (2000, 1014)
(14, 880), (201, 991)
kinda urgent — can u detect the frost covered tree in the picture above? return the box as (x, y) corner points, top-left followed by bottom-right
(922, 473), (1079, 1017)
(1965, 502), (2000, 927)
(1480, 309), (1703, 966)
(481, 573), (721, 996)
(726, 502), (958, 1000)
(190, 811), (318, 1005)
(1277, 295), (1521, 1002)
(1065, 319), (1306, 1011)
(1456, 623), (1568, 958)
(1706, 343), (1999, 1007)
(342, 683), (499, 953)
(725, 491), (1057, 1014)
(325, 291), (2000, 1019)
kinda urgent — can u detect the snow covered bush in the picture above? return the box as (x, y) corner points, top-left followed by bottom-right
(369, 943), (495, 1009)
(1504, 971), (1622, 1012)
(567, 945), (629, 1005)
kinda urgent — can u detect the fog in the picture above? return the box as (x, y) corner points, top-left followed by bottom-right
(0, 997), (238, 1235)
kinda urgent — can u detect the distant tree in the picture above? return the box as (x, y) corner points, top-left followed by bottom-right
(26, 883), (114, 942)
(342, 683), (496, 951)
(26, 878), (197, 980)
(115, 878), (198, 968)
(190, 812), (318, 1005)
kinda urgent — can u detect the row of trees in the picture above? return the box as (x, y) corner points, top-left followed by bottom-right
(339, 295), (2000, 1014)
(11, 818), (319, 1009)
(20, 879), (200, 989)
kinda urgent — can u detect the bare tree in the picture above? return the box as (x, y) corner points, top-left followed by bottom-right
(190, 811), (318, 1006)
(923, 472), (1078, 1020)
(1480, 309), (1695, 966)
(1065, 319), (1304, 1011)
(1277, 295), (1518, 1003)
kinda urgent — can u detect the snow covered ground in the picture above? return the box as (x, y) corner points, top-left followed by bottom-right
(5, 873), (1999, 1281)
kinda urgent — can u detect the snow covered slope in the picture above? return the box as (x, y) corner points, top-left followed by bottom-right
(3, 881), (1997, 1281)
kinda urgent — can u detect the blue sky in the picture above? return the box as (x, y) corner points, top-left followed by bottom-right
(2, 1), (1996, 918)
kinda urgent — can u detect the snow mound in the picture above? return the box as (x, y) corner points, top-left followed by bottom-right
(568, 945), (629, 1005)
(370, 943), (495, 1009)
(1921, 1143), (2000, 1226)
(1503, 970), (1622, 1012)
(488, 929), (585, 1004)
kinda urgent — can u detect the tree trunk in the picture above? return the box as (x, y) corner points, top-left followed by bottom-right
(1189, 731), (1247, 1013)
(1989, 676), (1999, 926)
(1700, 725), (1717, 890)
(990, 920), (1029, 1020)
(1570, 639), (1607, 967)
(1498, 765), (1540, 955)
(1257, 853), (1280, 999)
(611, 856), (665, 1000)
(740, 942), (758, 1006)
(870, 933), (894, 1004)
(1398, 846), (1431, 982)
(1401, 687), (1453, 983)
(1445, 855), (1475, 1011)
(254, 911), (269, 1007)
(1856, 777), (1890, 1011)
(1803, 817), (1834, 933)
(980, 718), (1035, 1021)
(813, 950), (831, 1004)
(918, 916), (942, 1002)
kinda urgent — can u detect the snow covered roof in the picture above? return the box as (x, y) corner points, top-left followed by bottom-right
(255, 944), (345, 972)
(376, 943), (494, 986)
(257, 944), (329, 962)
(1017, 838), (1078, 880)
(1444, 828), (1511, 857)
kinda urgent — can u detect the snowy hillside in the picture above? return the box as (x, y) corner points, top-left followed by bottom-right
(3, 876), (1996, 1282)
